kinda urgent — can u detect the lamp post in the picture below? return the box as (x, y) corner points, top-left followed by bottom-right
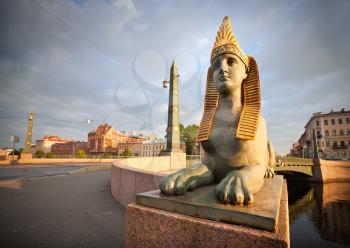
(9, 135), (19, 160)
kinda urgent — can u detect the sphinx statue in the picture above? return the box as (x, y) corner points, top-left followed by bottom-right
(160, 16), (275, 205)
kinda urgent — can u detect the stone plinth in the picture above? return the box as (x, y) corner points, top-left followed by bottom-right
(125, 180), (289, 248)
(20, 153), (32, 159)
(159, 151), (186, 170)
(137, 176), (283, 231)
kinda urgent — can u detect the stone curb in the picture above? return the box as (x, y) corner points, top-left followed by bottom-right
(68, 164), (112, 175)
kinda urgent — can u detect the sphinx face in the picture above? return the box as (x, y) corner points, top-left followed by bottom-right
(212, 53), (247, 94)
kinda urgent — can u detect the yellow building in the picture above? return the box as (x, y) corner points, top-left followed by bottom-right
(87, 123), (128, 154)
(291, 109), (350, 159)
(34, 136), (71, 154)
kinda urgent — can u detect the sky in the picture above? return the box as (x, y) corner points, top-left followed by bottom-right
(0, 0), (349, 155)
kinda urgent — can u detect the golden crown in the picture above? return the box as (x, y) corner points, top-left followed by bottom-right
(210, 16), (248, 67)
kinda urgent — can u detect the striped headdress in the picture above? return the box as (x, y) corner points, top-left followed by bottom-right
(197, 16), (261, 141)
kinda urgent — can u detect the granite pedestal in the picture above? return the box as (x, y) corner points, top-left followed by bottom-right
(125, 177), (290, 247)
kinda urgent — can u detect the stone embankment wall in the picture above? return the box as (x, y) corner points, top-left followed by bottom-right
(111, 159), (172, 207)
(314, 159), (350, 182)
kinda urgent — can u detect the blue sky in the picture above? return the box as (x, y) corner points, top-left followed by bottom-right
(0, 0), (349, 155)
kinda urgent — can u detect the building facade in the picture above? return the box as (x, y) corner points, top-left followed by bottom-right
(291, 109), (350, 160)
(34, 136), (71, 154)
(87, 124), (148, 154)
(51, 141), (88, 156)
(88, 123), (128, 154)
(117, 139), (166, 157)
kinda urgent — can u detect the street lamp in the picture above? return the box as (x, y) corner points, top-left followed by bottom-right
(162, 79), (169, 88)
(9, 135), (19, 160)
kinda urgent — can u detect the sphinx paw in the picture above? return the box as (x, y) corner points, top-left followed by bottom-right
(264, 167), (275, 178)
(215, 171), (253, 205)
(159, 169), (191, 195)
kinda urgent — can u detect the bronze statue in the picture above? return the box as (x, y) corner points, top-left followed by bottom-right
(160, 16), (275, 205)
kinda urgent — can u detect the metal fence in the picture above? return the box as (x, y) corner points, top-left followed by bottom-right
(32, 154), (139, 159)
(186, 155), (201, 167)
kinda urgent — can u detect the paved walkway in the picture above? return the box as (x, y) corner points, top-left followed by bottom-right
(0, 163), (111, 180)
(0, 171), (125, 248)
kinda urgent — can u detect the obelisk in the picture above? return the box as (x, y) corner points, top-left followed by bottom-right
(161, 61), (185, 169)
(21, 112), (35, 159)
(166, 61), (181, 152)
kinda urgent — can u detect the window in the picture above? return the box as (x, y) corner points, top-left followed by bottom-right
(322, 141), (324, 147)
(333, 141), (337, 147)
(348, 141), (350, 146)
(348, 129), (350, 135)
(346, 118), (350, 124)
(339, 118), (343, 124)
(340, 141), (345, 147)
(316, 120), (319, 126)
(325, 130), (329, 136)
(326, 141), (330, 147)
(317, 131), (321, 136)
(331, 119), (335, 125)
(340, 129), (344, 136)
(324, 119), (328, 125)
(317, 141), (320, 147)
(332, 130), (336, 136)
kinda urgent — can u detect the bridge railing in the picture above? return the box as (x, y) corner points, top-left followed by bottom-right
(274, 156), (314, 176)
(275, 156), (314, 167)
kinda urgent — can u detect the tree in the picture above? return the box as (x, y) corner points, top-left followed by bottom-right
(121, 148), (133, 157)
(102, 153), (111, 159)
(180, 123), (185, 137)
(9, 149), (20, 155)
(45, 152), (54, 158)
(35, 150), (45, 158)
(180, 124), (200, 155)
(185, 124), (199, 155)
(76, 149), (86, 158)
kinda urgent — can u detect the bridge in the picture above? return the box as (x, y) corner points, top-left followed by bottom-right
(187, 155), (315, 176)
(274, 156), (314, 176)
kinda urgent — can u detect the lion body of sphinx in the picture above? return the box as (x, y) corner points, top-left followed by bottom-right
(201, 115), (274, 183)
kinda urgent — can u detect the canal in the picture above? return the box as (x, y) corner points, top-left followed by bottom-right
(287, 180), (350, 247)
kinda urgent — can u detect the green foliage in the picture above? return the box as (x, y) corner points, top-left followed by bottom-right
(121, 148), (133, 157)
(186, 125), (199, 155)
(102, 153), (111, 158)
(9, 149), (20, 155)
(35, 150), (45, 158)
(76, 149), (86, 158)
(180, 124), (200, 155)
(180, 123), (185, 136)
(45, 152), (54, 158)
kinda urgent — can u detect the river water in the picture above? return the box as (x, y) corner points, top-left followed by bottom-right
(287, 181), (350, 247)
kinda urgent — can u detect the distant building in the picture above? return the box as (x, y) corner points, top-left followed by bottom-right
(34, 136), (71, 154)
(290, 108), (350, 160)
(87, 123), (146, 154)
(117, 142), (143, 156)
(140, 139), (166, 157)
(0, 149), (10, 160)
(51, 141), (87, 156)
(87, 123), (129, 154)
(117, 139), (166, 157)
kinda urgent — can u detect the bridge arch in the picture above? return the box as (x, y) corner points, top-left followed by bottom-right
(274, 156), (314, 177)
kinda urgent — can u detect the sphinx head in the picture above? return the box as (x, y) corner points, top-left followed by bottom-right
(212, 53), (248, 95)
(197, 16), (262, 142)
